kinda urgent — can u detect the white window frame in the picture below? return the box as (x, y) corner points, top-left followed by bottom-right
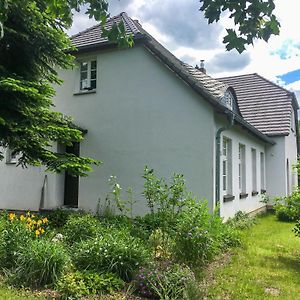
(6, 148), (17, 164)
(260, 152), (266, 192)
(222, 137), (232, 196)
(238, 144), (246, 194)
(78, 59), (97, 92)
(251, 148), (257, 193)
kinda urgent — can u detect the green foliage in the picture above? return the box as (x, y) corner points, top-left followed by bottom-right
(0, 214), (32, 269)
(12, 238), (70, 287)
(294, 220), (300, 237)
(63, 214), (100, 244)
(200, 0), (280, 53)
(42, 208), (76, 228)
(226, 211), (256, 230)
(142, 166), (187, 214)
(274, 190), (300, 221)
(57, 271), (124, 299)
(72, 229), (149, 281)
(174, 198), (241, 264)
(135, 262), (195, 299)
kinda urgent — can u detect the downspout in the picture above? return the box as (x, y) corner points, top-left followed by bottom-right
(215, 112), (235, 215)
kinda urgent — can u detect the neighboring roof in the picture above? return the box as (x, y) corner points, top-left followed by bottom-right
(69, 12), (275, 144)
(71, 12), (144, 50)
(219, 73), (298, 136)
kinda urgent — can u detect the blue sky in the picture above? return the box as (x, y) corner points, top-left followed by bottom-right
(278, 69), (300, 85)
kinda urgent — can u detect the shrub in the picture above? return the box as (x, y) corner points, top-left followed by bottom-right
(135, 262), (195, 299)
(226, 211), (256, 230)
(57, 271), (124, 299)
(0, 213), (38, 269)
(294, 220), (300, 237)
(63, 214), (101, 244)
(72, 229), (149, 281)
(174, 198), (240, 264)
(274, 190), (300, 221)
(42, 208), (75, 228)
(12, 238), (70, 287)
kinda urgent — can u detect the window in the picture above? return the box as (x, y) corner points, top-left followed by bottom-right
(6, 148), (17, 164)
(222, 137), (232, 195)
(238, 144), (246, 194)
(251, 148), (257, 193)
(260, 152), (266, 192)
(222, 90), (234, 110)
(79, 60), (97, 91)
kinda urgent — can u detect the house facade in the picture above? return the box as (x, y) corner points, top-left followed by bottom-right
(0, 13), (298, 219)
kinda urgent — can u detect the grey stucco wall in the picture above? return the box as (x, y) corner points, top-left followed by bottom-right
(266, 136), (287, 198)
(0, 146), (63, 211)
(53, 45), (215, 214)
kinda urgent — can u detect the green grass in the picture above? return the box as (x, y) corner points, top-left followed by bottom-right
(203, 213), (300, 299)
(0, 284), (45, 300)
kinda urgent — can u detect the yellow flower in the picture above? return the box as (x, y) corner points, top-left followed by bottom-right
(41, 228), (45, 234)
(42, 217), (48, 224)
(27, 217), (32, 223)
(9, 213), (16, 221)
(35, 230), (40, 236)
(20, 215), (25, 221)
(26, 211), (31, 216)
(31, 214), (35, 219)
(37, 220), (42, 226)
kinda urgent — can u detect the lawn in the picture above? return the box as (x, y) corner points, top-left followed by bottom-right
(203, 213), (300, 299)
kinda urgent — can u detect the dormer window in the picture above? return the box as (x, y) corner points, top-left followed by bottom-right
(222, 90), (235, 110)
(80, 60), (97, 91)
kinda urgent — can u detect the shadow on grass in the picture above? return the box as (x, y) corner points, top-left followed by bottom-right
(263, 255), (300, 275)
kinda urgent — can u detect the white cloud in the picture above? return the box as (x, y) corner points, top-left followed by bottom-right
(68, 0), (300, 88)
(286, 80), (300, 92)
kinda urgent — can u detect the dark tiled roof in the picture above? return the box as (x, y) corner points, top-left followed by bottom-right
(71, 12), (143, 49)
(219, 73), (297, 136)
(183, 64), (228, 101)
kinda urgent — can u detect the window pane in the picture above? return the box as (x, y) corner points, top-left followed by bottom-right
(80, 71), (87, 80)
(81, 62), (88, 71)
(90, 80), (96, 90)
(223, 160), (227, 191)
(91, 70), (96, 80)
(80, 79), (88, 90)
(223, 139), (227, 155)
(91, 60), (97, 70)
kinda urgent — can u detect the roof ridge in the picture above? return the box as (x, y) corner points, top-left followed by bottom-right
(217, 73), (257, 80)
(120, 12), (140, 34)
(70, 12), (125, 39)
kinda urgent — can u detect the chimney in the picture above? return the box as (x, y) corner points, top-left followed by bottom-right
(199, 59), (206, 74)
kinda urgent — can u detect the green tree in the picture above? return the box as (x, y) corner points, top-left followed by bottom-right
(200, 0), (280, 53)
(0, 0), (132, 176)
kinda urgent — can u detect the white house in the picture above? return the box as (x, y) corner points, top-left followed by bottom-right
(0, 13), (298, 219)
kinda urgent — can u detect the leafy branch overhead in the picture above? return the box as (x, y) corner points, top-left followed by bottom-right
(0, 0), (133, 176)
(200, 0), (280, 53)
